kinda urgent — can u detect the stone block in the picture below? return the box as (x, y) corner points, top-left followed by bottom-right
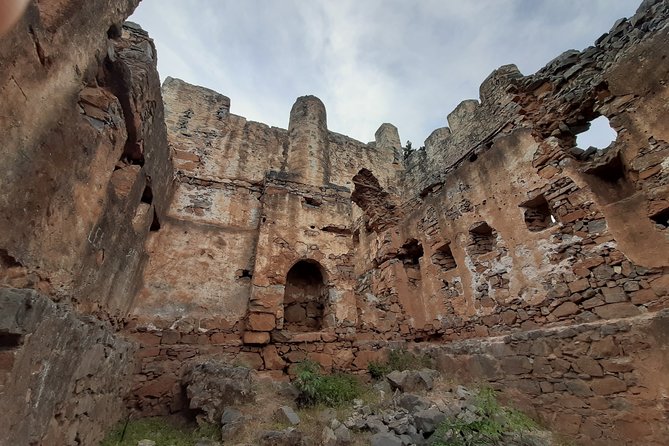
(591, 376), (627, 395)
(552, 301), (579, 318)
(413, 407), (446, 434)
(262, 345), (286, 370)
(243, 331), (270, 345)
(565, 379), (593, 396)
(601, 287), (627, 303)
(574, 357), (604, 377)
(589, 338), (620, 358)
(631, 289), (656, 304)
(370, 432), (403, 446)
(501, 356), (533, 375)
(248, 312), (276, 331)
(235, 352), (264, 369)
(593, 302), (641, 319)
(161, 330), (181, 345)
(274, 406), (300, 425)
(352, 350), (385, 369)
(569, 278), (590, 293)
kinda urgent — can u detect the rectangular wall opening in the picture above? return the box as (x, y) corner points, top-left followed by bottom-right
(0, 333), (23, 350)
(520, 194), (557, 232)
(651, 207), (669, 230)
(468, 222), (495, 255)
(431, 243), (457, 272)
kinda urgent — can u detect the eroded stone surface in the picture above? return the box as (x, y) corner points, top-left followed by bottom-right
(1, 1), (668, 445)
(127, 4), (669, 445)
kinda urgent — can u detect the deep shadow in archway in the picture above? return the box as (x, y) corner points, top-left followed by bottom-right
(283, 260), (327, 332)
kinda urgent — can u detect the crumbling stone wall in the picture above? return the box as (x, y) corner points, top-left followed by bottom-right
(0, 1), (172, 444)
(0, 1), (171, 317)
(0, 289), (135, 445)
(422, 310), (669, 446)
(1, 0), (667, 445)
(127, 3), (669, 445)
(133, 85), (401, 332)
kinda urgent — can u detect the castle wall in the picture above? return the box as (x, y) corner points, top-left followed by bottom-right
(0, 0), (666, 444)
(127, 3), (669, 445)
(423, 310), (669, 446)
(0, 289), (135, 445)
(132, 83), (400, 326)
(0, 2), (172, 444)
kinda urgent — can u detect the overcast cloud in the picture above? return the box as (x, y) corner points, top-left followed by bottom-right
(130, 0), (638, 146)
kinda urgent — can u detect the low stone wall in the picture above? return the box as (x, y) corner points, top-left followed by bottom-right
(421, 310), (669, 446)
(0, 289), (136, 446)
(127, 310), (669, 445)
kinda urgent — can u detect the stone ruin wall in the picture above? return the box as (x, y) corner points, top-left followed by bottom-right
(0, 0), (668, 445)
(0, 0), (170, 444)
(126, 2), (669, 445)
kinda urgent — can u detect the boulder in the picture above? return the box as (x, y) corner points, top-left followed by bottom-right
(322, 423), (352, 446)
(370, 431), (403, 446)
(275, 405), (301, 425)
(184, 361), (256, 423)
(396, 393), (431, 413)
(258, 428), (306, 446)
(386, 369), (438, 392)
(414, 407), (446, 434)
(322, 426), (337, 446)
(220, 408), (244, 440)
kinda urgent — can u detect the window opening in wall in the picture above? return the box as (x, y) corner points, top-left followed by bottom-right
(431, 243), (457, 272)
(141, 184), (153, 205)
(397, 238), (423, 286)
(0, 333), (22, 349)
(283, 260), (327, 332)
(149, 208), (161, 232)
(520, 194), (557, 232)
(397, 238), (423, 266)
(651, 207), (669, 230)
(468, 222), (495, 255)
(575, 115), (617, 153)
(352, 229), (360, 245)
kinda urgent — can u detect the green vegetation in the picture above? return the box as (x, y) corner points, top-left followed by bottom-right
(294, 361), (363, 407)
(100, 417), (220, 446)
(431, 388), (538, 446)
(367, 348), (434, 379)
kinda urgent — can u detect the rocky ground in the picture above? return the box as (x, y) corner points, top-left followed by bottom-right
(103, 358), (560, 446)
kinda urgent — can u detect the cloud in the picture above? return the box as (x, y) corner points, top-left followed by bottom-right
(131, 0), (638, 145)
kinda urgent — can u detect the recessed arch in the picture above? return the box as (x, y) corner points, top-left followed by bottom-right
(283, 259), (328, 332)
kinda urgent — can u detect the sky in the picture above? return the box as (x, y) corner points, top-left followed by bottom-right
(130, 0), (638, 147)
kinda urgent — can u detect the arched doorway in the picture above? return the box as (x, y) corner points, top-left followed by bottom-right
(283, 260), (327, 332)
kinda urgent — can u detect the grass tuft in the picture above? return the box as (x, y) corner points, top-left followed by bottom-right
(100, 417), (220, 446)
(294, 361), (363, 407)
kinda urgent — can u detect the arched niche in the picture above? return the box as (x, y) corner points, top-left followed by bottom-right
(283, 259), (328, 332)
